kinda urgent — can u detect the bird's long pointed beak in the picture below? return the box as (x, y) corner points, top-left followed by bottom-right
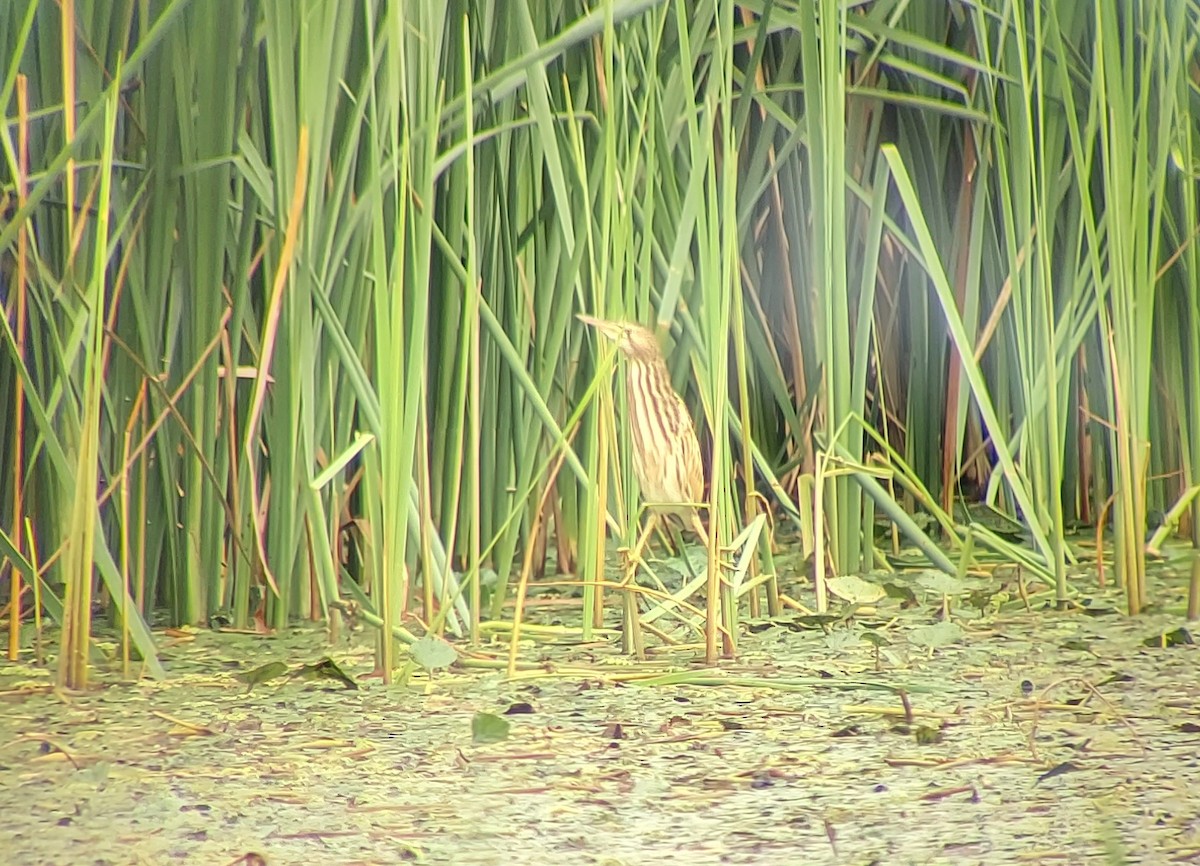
(576, 313), (621, 341)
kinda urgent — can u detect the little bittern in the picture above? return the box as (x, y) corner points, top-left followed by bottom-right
(577, 315), (709, 563)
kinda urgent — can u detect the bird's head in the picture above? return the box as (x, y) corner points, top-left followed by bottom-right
(577, 314), (664, 363)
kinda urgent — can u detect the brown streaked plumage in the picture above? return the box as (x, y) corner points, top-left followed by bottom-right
(577, 314), (708, 562)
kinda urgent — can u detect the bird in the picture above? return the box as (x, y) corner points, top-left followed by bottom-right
(577, 314), (709, 566)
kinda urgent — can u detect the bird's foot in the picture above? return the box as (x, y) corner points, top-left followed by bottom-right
(616, 545), (643, 585)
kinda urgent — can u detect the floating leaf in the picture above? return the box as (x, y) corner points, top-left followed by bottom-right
(916, 572), (965, 596)
(860, 631), (891, 648)
(908, 621), (965, 649)
(208, 607), (234, 630)
(914, 725), (944, 745)
(823, 630), (861, 652)
(967, 588), (1003, 613)
(471, 712), (510, 744)
(1141, 627), (1194, 648)
(411, 635), (458, 671)
(883, 582), (919, 606)
(793, 613), (842, 631)
(1036, 762), (1081, 784)
(1080, 600), (1118, 616)
(293, 657), (358, 689)
(826, 575), (886, 605)
(235, 661), (289, 690)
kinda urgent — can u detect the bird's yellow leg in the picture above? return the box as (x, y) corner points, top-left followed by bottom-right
(620, 512), (659, 583)
(618, 513), (656, 660)
(689, 513), (736, 571)
(622, 585), (646, 659)
(692, 512), (736, 657)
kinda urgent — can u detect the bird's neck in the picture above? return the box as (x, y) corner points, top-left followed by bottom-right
(625, 355), (679, 423)
(626, 354), (672, 386)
